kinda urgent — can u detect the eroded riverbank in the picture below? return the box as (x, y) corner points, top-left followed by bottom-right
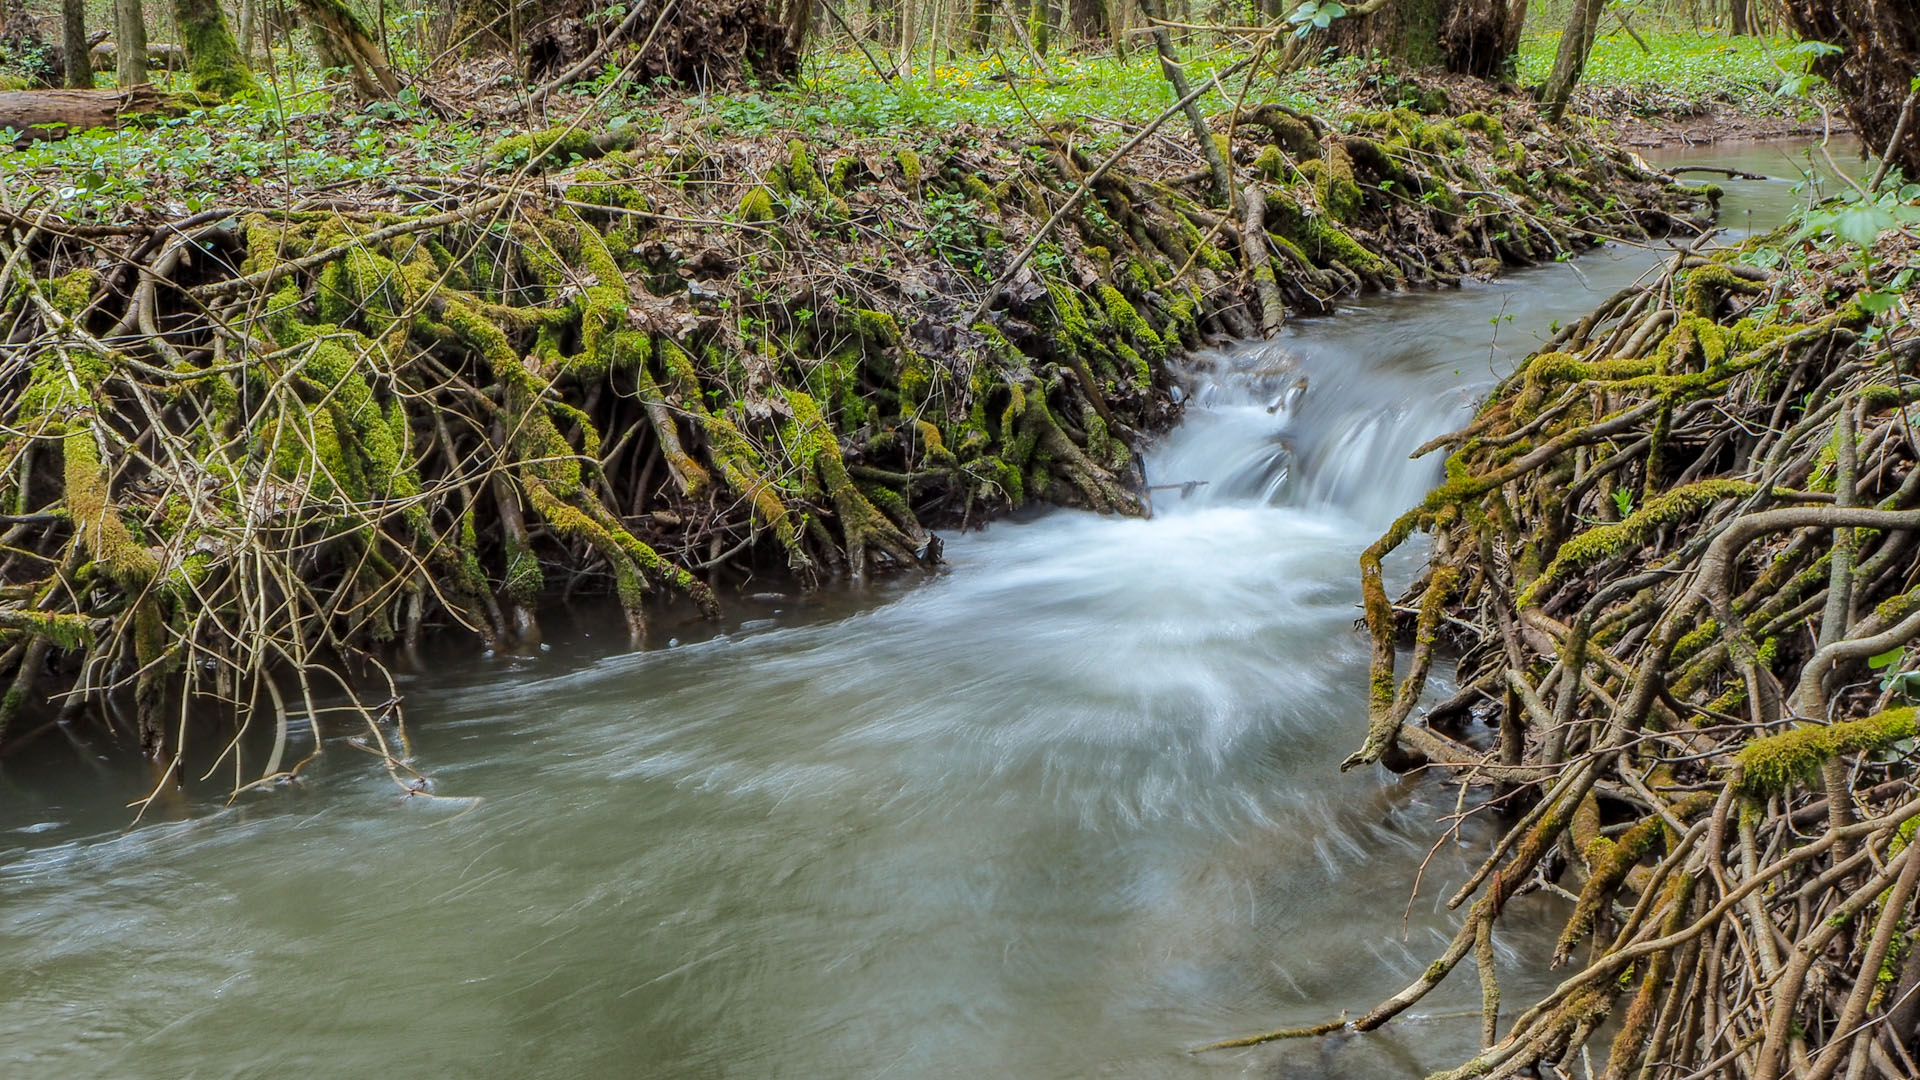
(0, 141), (1855, 1079)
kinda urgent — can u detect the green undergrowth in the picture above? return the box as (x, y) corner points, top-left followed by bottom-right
(715, 51), (1359, 143)
(1, 84), (477, 215)
(1516, 30), (1809, 110)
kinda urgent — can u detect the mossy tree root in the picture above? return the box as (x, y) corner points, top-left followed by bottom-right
(1216, 227), (1920, 1077)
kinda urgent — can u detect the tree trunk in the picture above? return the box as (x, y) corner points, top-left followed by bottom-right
(510, 0), (809, 89)
(1328, 0), (1528, 76)
(1442, 0), (1526, 77)
(897, 0), (916, 70)
(1728, 0), (1752, 35)
(61, 0), (90, 87)
(1540, 0), (1605, 122)
(114, 0), (148, 84)
(91, 40), (184, 71)
(295, 0), (398, 99)
(1027, 0), (1050, 54)
(1779, 0), (1920, 182)
(1138, 0), (1230, 207)
(966, 0), (991, 49)
(0, 85), (171, 141)
(1066, 0), (1107, 43)
(173, 0), (256, 97)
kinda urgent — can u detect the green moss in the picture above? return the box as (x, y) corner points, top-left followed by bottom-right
(1526, 479), (1757, 602)
(896, 347), (936, 408)
(46, 270), (96, 319)
(806, 345), (869, 427)
(1252, 145), (1288, 182)
(523, 474), (711, 617)
(1409, 120), (1466, 154)
(1739, 709), (1919, 795)
(783, 388), (905, 543)
(489, 127), (596, 170)
(556, 210), (631, 380)
(0, 609), (93, 650)
(432, 285), (580, 492)
(788, 139), (830, 202)
(317, 244), (402, 333)
(1307, 214), (1386, 277)
(1455, 111), (1508, 151)
(959, 173), (1000, 213)
(502, 535), (543, 605)
(1096, 284), (1165, 361)
(897, 148), (924, 186)
(64, 425), (159, 586)
(1320, 142), (1365, 223)
(736, 185), (777, 223)
(567, 165), (651, 213)
(176, 0), (258, 99)
(851, 308), (903, 347)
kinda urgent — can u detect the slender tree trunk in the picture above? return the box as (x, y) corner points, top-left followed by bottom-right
(966, 0), (991, 48)
(296, 0), (398, 99)
(1028, 0), (1050, 54)
(1138, 0), (1230, 207)
(897, 0), (917, 72)
(115, 0), (148, 85)
(238, 0), (255, 62)
(61, 0), (91, 87)
(1728, 0), (1752, 35)
(174, 0), (257, 96)
(1540, 0), (1605, 122)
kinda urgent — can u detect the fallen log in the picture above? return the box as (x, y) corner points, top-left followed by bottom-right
(0, 85), (173, 142)
(89, 41), (187, 72)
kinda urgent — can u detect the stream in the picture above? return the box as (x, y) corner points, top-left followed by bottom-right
(0, 140), (1861, 1079)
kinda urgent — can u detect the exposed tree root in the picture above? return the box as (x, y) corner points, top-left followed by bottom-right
(1209, 194), (1920, 1077)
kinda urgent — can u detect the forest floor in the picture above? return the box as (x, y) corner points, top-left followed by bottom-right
(1515, 29), (1844, 147)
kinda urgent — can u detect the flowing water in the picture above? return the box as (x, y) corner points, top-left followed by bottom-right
(0, 141), (1864, 1079)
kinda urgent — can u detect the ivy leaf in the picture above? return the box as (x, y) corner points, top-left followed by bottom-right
(1287, 1), (1346, 32)
(1776, 73), (1823, 98)
(1868, 646), (1904, 670)
(1830, 203), (1897, 250)
(1859, 290), (1901, 315)
(1785, 40), (1844, 62)
(1885, 672), (1920, 702)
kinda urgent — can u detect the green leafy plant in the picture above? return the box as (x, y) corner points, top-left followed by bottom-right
(913, 191), (993, 275)
(1870, 647), (1920, 703)
(1775, 40), (1843, 99)
(1287, 1), (1348, 37)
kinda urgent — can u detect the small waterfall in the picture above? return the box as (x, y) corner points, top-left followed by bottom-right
(1148, 333), (1485, 528)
